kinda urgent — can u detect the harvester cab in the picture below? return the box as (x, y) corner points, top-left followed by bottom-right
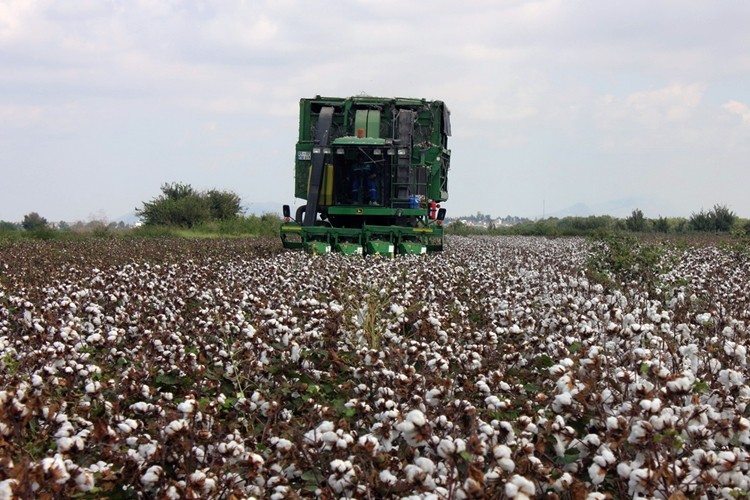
(281, 96), (450, 256)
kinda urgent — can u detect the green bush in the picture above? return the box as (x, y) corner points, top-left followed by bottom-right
(136, 182), (243, 228)
(689, 204), (737, 232)
(652, 216), (670, 233)
(625, 209), (647, 232)
(587, 232), (665, 292)
(0, 221), (19, 233)
(22, 212), (48, 231)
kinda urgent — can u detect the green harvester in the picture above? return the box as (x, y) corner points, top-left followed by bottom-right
(280, 96), (451, 255)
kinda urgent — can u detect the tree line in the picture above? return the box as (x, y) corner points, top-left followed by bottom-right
(448, 204), (748, 237)
(0, 182), (280, 238)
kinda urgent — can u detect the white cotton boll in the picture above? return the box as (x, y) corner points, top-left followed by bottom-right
(406, 409), (426, 426)
(553, 472), (573, 492)
(56, 436), (74, 452)
(290, 343), (300, 363)
(493, 444), (512, 460)
(414, 457), (435, 476)
(589, 463), (606, 485)
(696, 313), (711, 324)
(141, 465), (162, 488)
(273, 438), (293, 452)
(476, 380), (491, 394)
(617, 462), (632, 478)
(605, 416), (620, 430)
(578, 434), (599, 450)
(505, 482), (519, 497)
(736, 345), (747, 365)
(552, 392), (573, 412)
(396, 420), (415, 434)
(321, 431), (339, 444)
(117, 419), (138, 434)
(596, 445), (616, 466)
(405, 464), (424, 483)
(390, 303), (405, 316)
(55, 421), (74, 438)
(719, 369), (745, 388)
(549, 364), (568, 376)
(627, 421), (651, 444)
(437, 438), (456, 458)
(177, 399), (195, 415)
(666, 376), (692, 393)
(75, 469), (95, 492)
(498, 457), (515, 473)
(317, 421), (335, 432)
(639, 398), (662, 413)
(86, 333), (102, 344)
(508, 474), (535, 497)
(329, 302), (344, 314)
(130, 402), (153, 413)
(85, 381), (101, 394)
(717, 451), (737, 471)
(426, 388), (442, 406)
(379, 469), (398, 485)
(41, 454), (70, 484)
(163, 419), (187, 436)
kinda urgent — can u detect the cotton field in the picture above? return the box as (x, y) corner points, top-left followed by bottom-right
(1, 235), (750, 499)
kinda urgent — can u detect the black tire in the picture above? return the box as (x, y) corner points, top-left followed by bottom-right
(295, 206), (306, 224)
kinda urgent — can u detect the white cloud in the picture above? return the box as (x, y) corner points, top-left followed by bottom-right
(723, 100), (750, 123)
(594, 82), (706, 139)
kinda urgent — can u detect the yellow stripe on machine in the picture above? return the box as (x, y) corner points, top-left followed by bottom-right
(307, 163), (334, 206)
(413, 228), (434, 233)
(281, 226), (303, 231)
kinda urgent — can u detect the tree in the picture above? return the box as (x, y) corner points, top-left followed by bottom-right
(206, 189), (242, 221)
(22, 212), (48, 231)
(625, 209), (647, 232)
(136, 182), (243, 228)
(689, 204), (736, 232)
(709, 204), (736, 232)
(0, 221), (19, 232)
(652, 216), (670, 233)
(688, 210), (712, 232)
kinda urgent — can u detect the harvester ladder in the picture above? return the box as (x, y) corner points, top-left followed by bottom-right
(394, 110), (414, 202)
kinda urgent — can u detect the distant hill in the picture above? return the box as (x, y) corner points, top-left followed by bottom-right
(544, 197), (677, 219)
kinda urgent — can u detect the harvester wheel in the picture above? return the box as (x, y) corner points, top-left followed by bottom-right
(295, 206), (306, 224)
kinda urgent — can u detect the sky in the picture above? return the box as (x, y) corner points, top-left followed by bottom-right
(2, 0), (750, 223)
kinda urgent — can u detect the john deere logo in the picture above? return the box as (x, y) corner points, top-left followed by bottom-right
(356, 209), (363, 214)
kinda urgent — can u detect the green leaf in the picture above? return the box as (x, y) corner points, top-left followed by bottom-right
(536, 354), (554, 368)
(692, 381), (709, 394)
(302, 471), (318, 482)
(556, 448), (581, 465)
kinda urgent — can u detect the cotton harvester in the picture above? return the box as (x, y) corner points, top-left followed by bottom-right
(280, 96), (450, 255)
